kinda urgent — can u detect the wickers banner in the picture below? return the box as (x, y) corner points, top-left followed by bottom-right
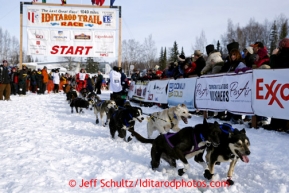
(252, 69), (289, 120)
(195, 72), (254, 115)
(27, 6), (116, 29)
(27, 29), (115, 57)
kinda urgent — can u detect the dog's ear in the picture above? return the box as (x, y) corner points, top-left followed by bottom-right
(240, 128), (246, 134)
(203, 118), (208, 125)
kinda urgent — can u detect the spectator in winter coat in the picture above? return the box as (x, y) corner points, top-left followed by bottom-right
(250, 42), (270, 68)
(0, 60), (11, 100)
(131, 69), (141, 82)
(96, 71), (103, 94)
(18, 64), (29, 95)
(86, 74), (95, 93)
(41, 66), (49, 94)
(201, 44), (224, 75)
(36, 69), (43, 94)
(30, 70), (37, 93)
(243, 46), (256, 68)
(192, 50), (206, 76)
(10, 67), (19, 96)
(52, 69), (60, 93)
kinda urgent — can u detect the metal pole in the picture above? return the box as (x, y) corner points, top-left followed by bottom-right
(118, 6), (122, 67)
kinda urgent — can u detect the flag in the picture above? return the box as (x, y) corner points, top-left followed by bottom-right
(110, 0), (115, 6)
(92, 0), (105, 6)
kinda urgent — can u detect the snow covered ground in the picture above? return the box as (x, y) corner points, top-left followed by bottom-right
(1, 90), (289, 193)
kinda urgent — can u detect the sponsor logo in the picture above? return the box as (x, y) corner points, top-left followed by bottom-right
(256, 78), (289, 108)
(75, 33), (91, 40)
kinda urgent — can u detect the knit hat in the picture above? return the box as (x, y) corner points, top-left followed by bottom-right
(245, 46), (253, 54)
(205, 44), (215, 55)
(227, 42), (239, 53)
(177, 54), (186, 62)
(279, 38), (289, 49)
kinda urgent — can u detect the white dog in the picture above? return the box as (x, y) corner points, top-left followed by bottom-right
(147, 104), (192, 138)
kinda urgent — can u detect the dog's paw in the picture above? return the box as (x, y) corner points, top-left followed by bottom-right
(204, 169), (214, 180)
(95, 119), (99, 124)
(178, 169), (185, 176)
(127, 136), (133, 142)
(226, 179), (234, 186)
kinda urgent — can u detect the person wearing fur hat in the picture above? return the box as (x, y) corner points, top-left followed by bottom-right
(0, 60), (11, 100)
(201, 44), (224, 75)
(221, 42), (240, 73)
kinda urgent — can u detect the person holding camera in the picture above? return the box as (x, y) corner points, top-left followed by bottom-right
(0, 60), (11, 100)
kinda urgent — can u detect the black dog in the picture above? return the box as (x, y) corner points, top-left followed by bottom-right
(109, 106), (144, 142)
(128, 118), (221, 176)
(70, 97), (89, 113)
(66, 88), (78, 103)
(203, 123), (251, 185)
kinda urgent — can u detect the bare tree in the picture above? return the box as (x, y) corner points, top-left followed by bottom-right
(142, 34), (157, 69)
(192, 30), (207, 55)
(3, 30), (11, 61)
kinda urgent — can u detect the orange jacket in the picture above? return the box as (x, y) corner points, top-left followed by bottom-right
(42, 69), (49, 83)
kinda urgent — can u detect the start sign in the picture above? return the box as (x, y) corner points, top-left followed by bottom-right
(50, 45), (93, 56)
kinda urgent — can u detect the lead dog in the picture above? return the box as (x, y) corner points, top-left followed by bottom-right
(203, 123), (251, 185)
(128, 118), (221, 176)
(94, 96), (118, 126)
(147, 104), (192, 138)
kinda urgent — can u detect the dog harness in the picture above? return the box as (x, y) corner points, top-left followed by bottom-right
(220, 123), (235, 134)
(167, 112), (178, 129)
(96, 100), (105, 107)
(112, 112), (134, 128)
(164, 132), (206, 155)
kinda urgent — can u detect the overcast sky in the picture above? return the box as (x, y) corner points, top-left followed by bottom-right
(0, 0), (289, 61)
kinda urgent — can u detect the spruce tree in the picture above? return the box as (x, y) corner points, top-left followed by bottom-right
(169, 41), (179, 62)
(279, 19), (288, 40)
(85, 57), (98, 73)
(269, 21), (278, 54)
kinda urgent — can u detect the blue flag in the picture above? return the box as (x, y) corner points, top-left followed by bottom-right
(110, 0), (115, 6)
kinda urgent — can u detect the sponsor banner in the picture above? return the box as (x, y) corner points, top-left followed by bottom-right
(94, 31), (115, 57)
(27, 29), (115, 57)
(167, 78), (196, 111)
(195, 72), (253, 114)
(131, 80), (150, 102)
(27, 29), (49, 55)
(252, 69), (289, 120)
(144, 80), (169, 103)
(27, 6), (116, 29)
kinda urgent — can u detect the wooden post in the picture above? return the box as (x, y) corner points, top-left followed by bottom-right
(203, 111), (208, 119)
(19, 2), (24, 69)
(118, 6), (122, 68)
(251, 115), (257, 128)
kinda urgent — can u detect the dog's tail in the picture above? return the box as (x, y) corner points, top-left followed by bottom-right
(128, 128), (154, 144)
(95, 95), (101, 102)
